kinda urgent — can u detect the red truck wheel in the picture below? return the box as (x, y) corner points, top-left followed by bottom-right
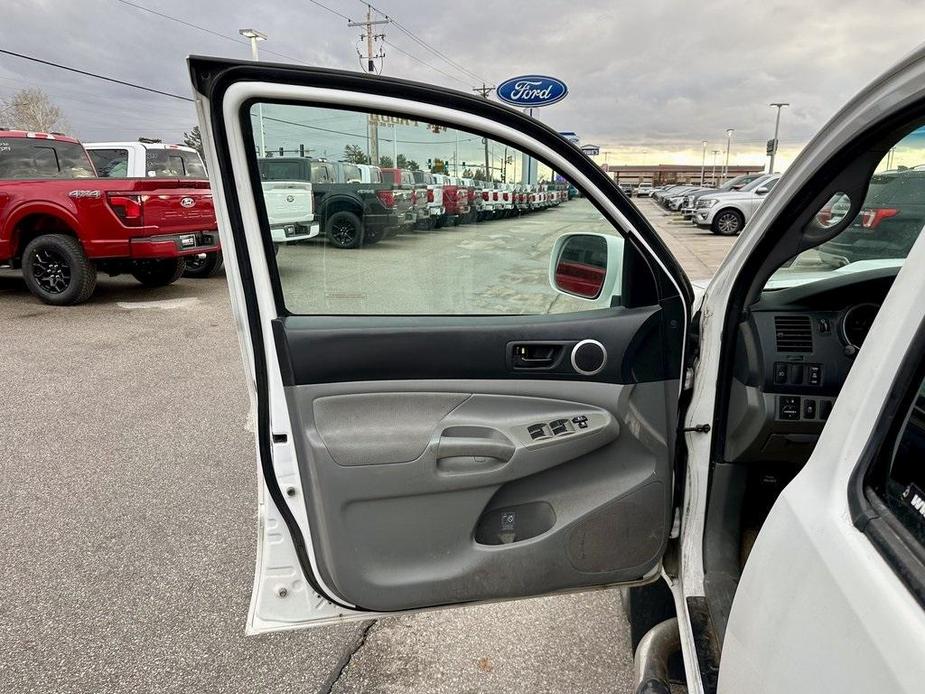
(131, 258), (187, 287)
(22, 234), (97, 306)
(183, 251), (224, 278)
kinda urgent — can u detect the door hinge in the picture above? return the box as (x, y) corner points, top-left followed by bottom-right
(683, 424), (711, 434)
(683, 366), (695, 390)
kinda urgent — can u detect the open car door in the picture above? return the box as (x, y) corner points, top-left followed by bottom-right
(189, 57), (692, 632)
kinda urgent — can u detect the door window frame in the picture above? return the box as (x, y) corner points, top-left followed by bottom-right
(848, 314), (925, 608)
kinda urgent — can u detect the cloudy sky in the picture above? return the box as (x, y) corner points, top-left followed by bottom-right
(3, 0), (925, 172)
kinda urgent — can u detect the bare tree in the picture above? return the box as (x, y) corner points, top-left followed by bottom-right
(1, 88), (68, 132)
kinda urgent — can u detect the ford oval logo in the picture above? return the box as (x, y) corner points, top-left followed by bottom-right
(180, 196), (196, 208)
(496, 75), (568, 108)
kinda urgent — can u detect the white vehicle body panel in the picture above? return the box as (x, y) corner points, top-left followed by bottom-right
(719, 231), (925, 693)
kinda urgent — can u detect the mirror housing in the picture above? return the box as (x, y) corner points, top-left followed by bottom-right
(755, 186), (770, 195)
(549, 232), (624, 307)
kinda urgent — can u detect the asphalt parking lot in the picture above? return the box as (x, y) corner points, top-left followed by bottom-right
(0, 197), (734, 694)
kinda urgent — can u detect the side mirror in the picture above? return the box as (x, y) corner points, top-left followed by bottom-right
(549, 233), (624, 306)
(755, 186), (769, 195)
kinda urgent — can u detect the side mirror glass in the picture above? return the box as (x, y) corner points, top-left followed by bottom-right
(549, 233), (624, 305)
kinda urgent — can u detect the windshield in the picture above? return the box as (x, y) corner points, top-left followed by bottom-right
(0, 138), (95, 179)
(767, 126), (925, 290)
(145, 148), (206, 178)
(739, 175), (772, 192)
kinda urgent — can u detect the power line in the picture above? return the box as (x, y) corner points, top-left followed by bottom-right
(305, 0), (354, 22)
(364, 2), (487, 84)
(115, 0), (309, 65)
(382, 40), (471, 87)
(0, 48), (193, 102)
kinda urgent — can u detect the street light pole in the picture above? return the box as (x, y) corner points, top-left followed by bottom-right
(723, 128), (734, 181)
(768, 102), (789, 174)
(700, 140), (707, 186)
(240, 28), (268, 158)
(711, 150), (720, 185)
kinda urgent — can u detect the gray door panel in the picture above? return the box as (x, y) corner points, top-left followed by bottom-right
(286, 378), (676, 611)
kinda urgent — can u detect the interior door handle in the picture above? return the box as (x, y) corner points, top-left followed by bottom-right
(511, 343), (563, 369)
(436, 436), (515, 462)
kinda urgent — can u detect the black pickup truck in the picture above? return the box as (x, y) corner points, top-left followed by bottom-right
(257, 157), (405, 248)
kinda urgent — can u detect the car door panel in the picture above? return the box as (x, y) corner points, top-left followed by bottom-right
(191, 56), (690, 629)
(285, 377), (675, 611)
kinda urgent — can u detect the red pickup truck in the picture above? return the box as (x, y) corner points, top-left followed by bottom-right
(0, 130), (220, 305)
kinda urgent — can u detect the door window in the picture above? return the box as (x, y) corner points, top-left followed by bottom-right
(247, 101), (625, 316)
(87, 148), (129, 177)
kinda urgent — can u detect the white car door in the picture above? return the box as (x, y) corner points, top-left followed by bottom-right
(190, 57), (694, 633)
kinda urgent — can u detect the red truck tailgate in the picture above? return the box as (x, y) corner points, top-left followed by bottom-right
(141, 185), (215, 233)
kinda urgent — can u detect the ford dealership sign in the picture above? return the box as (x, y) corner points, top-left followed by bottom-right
(496, 75), (568, 108)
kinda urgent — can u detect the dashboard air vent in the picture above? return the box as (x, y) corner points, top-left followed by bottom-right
(775, 315), (813, 352)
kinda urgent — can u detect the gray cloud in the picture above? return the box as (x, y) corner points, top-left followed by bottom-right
(2, 0), (923, 159)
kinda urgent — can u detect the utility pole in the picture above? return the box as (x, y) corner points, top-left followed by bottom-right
(239, 28), (267, 157)
(700, 140), (707, 186)
(768, 103), (789, 174)
(348, 7), (390, 163)
(723, 128), (734, 181)
(473, 84), (494, 181)
(711, 150), (720, 186)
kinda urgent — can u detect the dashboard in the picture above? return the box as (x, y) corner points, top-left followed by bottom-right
(725, 268), (897, 464)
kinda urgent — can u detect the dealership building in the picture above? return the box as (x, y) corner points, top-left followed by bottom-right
(603, 163), (766, 186)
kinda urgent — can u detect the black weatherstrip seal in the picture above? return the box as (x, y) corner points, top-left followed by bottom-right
(187, 55), (693, 611)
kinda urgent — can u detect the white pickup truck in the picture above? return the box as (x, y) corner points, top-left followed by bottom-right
(259, 181), (320, 252)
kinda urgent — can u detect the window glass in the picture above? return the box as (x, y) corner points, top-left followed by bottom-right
(247, 102), (624, 315)
(88, 148), (129, 177)
(145, 148), (207, 178)
(0, 139), (95, 179)
(260, 159), (305, 181)
(340, 163), (361, 183)
(767, 125), (925, 289)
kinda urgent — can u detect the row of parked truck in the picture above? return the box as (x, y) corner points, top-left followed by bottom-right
(0, 129), (570, 305)
(256, 156), (570, 249)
